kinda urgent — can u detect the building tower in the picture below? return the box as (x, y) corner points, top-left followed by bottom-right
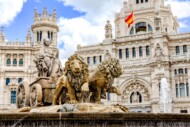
(32, 7), (59, 47)
(0, 27), (5, 42)
(105, 20), (113, 39)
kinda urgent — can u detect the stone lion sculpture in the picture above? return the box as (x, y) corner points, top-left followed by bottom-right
(52, 54), (89, 105)
(88, 57), (123, 104)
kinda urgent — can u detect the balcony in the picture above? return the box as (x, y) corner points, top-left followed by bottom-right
(170, 53), (190, 63)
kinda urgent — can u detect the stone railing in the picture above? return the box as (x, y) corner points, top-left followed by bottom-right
(170, 54), (190, 62)
(116, 33), (153, 42)
(0, 42), (31, 46)
(169, 33), (190, 40)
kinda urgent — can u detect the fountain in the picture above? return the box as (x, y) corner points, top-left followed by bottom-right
(1, 46), (190, 126)
(159, 78), (172, 113)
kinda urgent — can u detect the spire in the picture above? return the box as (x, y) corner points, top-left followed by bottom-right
(1, 27), (5, 41)
(26, 28), (31, 42)
(34, 7), (38, 21)
(52, 9), (57, 22)
(43, 7), (48, 17)
(105, 20), (112, 39)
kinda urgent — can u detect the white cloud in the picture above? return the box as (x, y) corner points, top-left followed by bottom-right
(35, 0), (41, 3)
(179, 21), (188, 28)
(0, 0), (27, 25)
(165, 0), (190, 19)
(60, 0), (124, 24)
(58, 0), (125, 63)
(58, 17), (104, 64)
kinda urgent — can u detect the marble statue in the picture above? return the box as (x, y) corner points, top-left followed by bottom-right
(52, 54), (89, 105)
(33, 38), (54, 77)
(88, 57), (123, 103)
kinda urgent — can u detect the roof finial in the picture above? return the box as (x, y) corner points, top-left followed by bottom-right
(26, 28), (31, 42)
(43, 7), (48, 17)
(1, 26), (5, 41)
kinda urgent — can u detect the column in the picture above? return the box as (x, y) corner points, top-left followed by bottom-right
(184, 80), (187, 97)
(17, 54), (19, 66)
(129, 48), (132, 60)
(146, 23), (148, 33)
(137, 47), (139, 59)
(178, 80), (180, 98)
(11, 54), (13, 66)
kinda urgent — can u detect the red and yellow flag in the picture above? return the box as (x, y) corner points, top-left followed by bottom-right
(125, 11), (134, 28)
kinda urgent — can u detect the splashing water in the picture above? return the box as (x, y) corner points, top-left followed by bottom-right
(159, 78), (172, 113)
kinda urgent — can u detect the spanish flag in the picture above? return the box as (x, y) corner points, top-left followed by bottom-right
(125, 11), (134, 28)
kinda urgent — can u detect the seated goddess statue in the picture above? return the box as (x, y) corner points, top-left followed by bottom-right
(34, 38), (55, 77)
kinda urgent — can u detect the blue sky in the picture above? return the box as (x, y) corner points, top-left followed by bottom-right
(0, 0), (190, 63)
(3, 0), (84, 41)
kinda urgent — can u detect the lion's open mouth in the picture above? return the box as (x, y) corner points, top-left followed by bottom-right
(73, 71), (81, 76)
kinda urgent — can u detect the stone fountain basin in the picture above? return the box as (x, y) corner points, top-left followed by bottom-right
(0, 112), (190, 127)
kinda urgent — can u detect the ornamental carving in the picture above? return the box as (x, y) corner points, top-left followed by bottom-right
(122, 82), (150, 103)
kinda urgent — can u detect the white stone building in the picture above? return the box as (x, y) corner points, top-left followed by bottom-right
(0, 8), (59, 109)
(76, 0), (190, 113)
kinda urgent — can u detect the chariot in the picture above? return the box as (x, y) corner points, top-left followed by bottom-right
(16, 77), (57, 108)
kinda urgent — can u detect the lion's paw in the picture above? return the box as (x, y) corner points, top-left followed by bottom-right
(81, 82), (89, 92)
(95, 101), (103, 104)
(68, 100), (78, 104)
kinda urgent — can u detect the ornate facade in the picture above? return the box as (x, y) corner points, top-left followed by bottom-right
(0, 8), (59, 109)
(76, 0), (190, 113)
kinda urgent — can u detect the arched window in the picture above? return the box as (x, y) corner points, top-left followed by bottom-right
(47, 31), (50, 39)
(51, 32), (53, 40)
(13, 59), (17, 66)
(130, 92), (142, 103)
(37, 31), (39, 41)
(132, 47), (136, 57)
(18, 78), (22, 83)
(130, 27), (134, 35)
(141, 0), (143, 3)
(87, 57), (90, 64)
(40, 31), (42, 41)
(180, 83), (185, 97)
(139, 47), (143, 57)
(11, 91), (16, 104)
(37, 31), (42, 42)
(185, 68), (188, 74)
(176, 46), (180, 55)
(135, 22), (146, 33)
(148, 24), (153, 32)
(126, 48), (129, 58)
(99, 56), (102, 63)
(136, 0), (139, 4)
(119, 49), (122, 59)
(6, 78), (10, 85)
(176, 84), (179, 97)
(19, 59), (23, 66)
(146, 46), (150, 56)
(178, 68), (183, 74)
(93, 56), (96, 64)
(183, 45), (187, 54)
(130, 22), (152, 35)
(7, 58), (11, 66)
(174, 69), (177, 75)
(145, 0), (148, 2)
(186, 83), (189, 97)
